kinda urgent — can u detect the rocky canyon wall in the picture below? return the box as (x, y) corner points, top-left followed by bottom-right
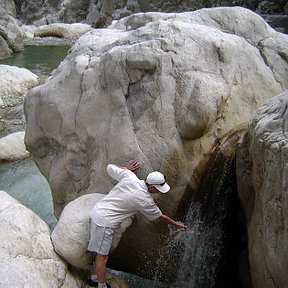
(24, 7), (288, 278)
(237, 90), (288, 288)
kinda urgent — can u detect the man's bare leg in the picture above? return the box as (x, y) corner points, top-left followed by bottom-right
(91, 253), (98, 280)
(95, 253), (109, 284)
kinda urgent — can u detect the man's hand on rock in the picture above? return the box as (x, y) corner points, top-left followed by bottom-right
(126, 160), (140, 172)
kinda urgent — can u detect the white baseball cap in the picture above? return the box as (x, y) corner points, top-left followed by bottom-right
(146, 171), (170, 193)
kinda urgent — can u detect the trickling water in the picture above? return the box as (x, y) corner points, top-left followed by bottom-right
(158, 128), (249, 288)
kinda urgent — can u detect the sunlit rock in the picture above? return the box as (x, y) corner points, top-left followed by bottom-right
(34, 23), (92, 39)
(0, 65), (38, 137)
(0, 131), (30, 162)
(51, 193), (132, 269)
(24, 7), (288, 277)
(0, 65), (38, 98)
(0, 190), (80, 288)
(0, 6), (25, 58)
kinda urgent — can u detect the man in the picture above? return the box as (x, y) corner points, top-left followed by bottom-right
(87, 160), (188, 288)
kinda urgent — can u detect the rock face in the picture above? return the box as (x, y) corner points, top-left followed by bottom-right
(237, 90), (288, 288)
(8, 0), (288, 29)
(24, 7), (288, 277)
(25, 6), (288, 218)
(51, 193), (132, 269)
(0, 190), (80, 288)
(14, 0), (62, 24)
(0, 190), (129, 287)
(0, 6), (25, 59)
(0, 35), (12, 61)
(0, 65), (38, 138)
(0, 0), (16, 17)
(1, 1), (286, 61)
(10, 0), (261, 26)
(86, 0), (261, 27)
(249, 91), (288, 288)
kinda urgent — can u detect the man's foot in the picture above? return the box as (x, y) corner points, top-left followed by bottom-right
(87, 278), (98, 287)
(87, 280), (112, 288)
(98, 283), (111, 288)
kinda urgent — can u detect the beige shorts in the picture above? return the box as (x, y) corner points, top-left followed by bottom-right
(87, 221), (115, 255)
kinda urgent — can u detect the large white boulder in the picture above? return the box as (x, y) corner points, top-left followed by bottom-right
(0, 131), (30, 161)
(0, 190), (79, 288)
(0, 65), (38, 137)
(51, 193), (132, 269)
(240, 90), (288, 288)
(25, 7), (288, 215)
(0, 64), (38, 105)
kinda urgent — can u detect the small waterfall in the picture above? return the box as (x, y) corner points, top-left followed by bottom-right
(160, 128), (250, 287)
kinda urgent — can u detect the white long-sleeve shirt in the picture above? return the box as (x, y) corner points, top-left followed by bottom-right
(90, 164), (162, 228)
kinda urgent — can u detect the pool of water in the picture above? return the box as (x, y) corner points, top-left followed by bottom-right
(0, 159), (58, 229)
(0, 44), (70, 77)
(0, 41), (71, 228)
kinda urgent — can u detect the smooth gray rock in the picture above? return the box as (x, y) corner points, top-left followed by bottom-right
(0, 190), (80, 288)
(0, 65), (38, 138)
(51, 193), (132, 269)
(0, 6), (24, 56)
(0, 131), (30, 161)
(247, 90), (288, 288)
(25, 7), (288, 216)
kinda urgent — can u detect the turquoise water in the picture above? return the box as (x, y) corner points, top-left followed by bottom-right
(0, 44), (70, 229)
(0, 44), (70, 77)
(0, 44), (68, 230)
(0, 159), (58, 229)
